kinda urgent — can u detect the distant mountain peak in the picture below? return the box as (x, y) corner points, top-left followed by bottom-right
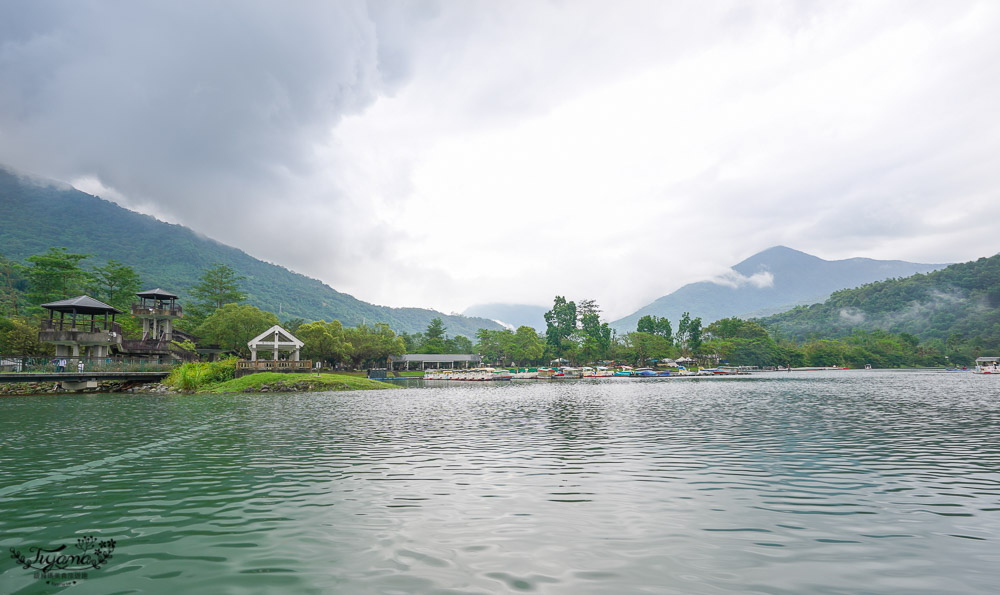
(611, 247), (948, 332)
(733, 245), (824, 275)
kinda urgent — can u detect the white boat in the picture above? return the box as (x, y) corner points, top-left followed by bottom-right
(424, 368), (512, 381)
(557, 367), (584, 379)
(510, 368), (539, 379)
(974, 357), (1000, 374)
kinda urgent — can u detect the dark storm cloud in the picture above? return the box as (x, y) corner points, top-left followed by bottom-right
(0, 1), (430, 220)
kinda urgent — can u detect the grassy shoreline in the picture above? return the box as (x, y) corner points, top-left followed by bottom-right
(164, 360), (399, 393)
(203, 372), (399, 393)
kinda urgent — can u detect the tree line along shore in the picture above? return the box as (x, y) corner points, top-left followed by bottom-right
(3, 246), (994, 395)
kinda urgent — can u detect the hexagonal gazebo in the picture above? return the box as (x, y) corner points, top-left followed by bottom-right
(39, 295), (123, 361)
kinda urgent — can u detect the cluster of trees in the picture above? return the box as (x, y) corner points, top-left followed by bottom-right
(0, 248), (410, 368)
(761, 254), (1000, 353)
(700, 316), (967, 367)
(544, 297), (613, 362)
(535, 294), (706, 365)
(1, 248), (147, 355)
(3, 245), (994, 370)
(475, 326), (546, 365)
(399, 318), (474, 355)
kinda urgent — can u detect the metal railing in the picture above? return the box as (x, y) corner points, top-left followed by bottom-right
(0, 356), (177, 373)
(40, 319), (123, 334)
(119, 340), (200, 362)
(236, 360), (313, 371)
(131, 303), (183, 317)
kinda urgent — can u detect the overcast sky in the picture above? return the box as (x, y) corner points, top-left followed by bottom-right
(2, 1), (998, 320)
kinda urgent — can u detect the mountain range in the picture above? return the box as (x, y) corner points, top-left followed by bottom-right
(1, 165), (958, 339)
(0, 166), (502, 336)
(759, 253), (1000, 346)
(463, 247), (949, 333)
(609, 246), (948, 331)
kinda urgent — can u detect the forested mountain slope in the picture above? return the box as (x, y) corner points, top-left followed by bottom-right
(612, 246), (947, 332)
(759, 254), (1000, 348)
(0, 166), (501, 336)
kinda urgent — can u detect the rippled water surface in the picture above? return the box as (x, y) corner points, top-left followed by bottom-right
(2, 371), (999, 594)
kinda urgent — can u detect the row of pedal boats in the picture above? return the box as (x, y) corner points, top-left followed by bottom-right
(423, 365), (745, 381)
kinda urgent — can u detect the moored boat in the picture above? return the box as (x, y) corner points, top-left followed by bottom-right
(537, 367), (557, 379)
(974, 357), (1000, 374)
(557, 367), (583, 379)
(423, 367), (512, 381)
(509, 367), (539, 379)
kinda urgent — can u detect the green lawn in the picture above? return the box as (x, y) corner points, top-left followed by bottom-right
(202, 372), (399, 393)
(333, 370), (424, 378)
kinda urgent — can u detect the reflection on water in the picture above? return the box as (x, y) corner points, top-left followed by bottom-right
(2, 371), (999, 593)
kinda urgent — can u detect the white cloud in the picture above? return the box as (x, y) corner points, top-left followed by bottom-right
(839, 308), (866, 324)
(1, 1), (999, 320)
(712, 270), (776, 290)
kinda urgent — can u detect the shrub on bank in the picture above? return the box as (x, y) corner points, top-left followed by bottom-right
(164, 357), (237, 392)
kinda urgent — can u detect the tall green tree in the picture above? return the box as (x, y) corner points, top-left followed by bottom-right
(191, 263), (247, 312)
(344, 323), (405, 369)
(421, 317), (447, 354)
(476, 329), (516, 365)
(544, 296), (577, 354)
(194, 303), (278, 357)
(297, 319), (351, 366)
(511, 326), (545, 364)
(426, 317), (446, 340)
(676, 312), (691, 350)
(687, 316), (703, 354)
(282, 318), (307, 334)
(444, 334), (475, 354)
(620, 332), (673, 366)
(0, 253), (26, 317)
(579, 304), (612, 362)
(637, 314), (673, 342)
(21, 247), (92, 307)
(90, 259), (143, 311)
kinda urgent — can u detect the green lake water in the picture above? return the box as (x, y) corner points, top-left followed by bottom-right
(1, 370), (999, 594)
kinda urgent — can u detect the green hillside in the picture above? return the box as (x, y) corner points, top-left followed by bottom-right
(612, 246), (947, 332)
(0, 167), (501, 336)
(759, 254), (1000, 349)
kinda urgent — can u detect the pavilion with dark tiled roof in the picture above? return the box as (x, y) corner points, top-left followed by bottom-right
(39, 295), (122, 361)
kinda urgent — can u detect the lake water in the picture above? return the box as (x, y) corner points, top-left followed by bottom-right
(1, 370), (999, 594)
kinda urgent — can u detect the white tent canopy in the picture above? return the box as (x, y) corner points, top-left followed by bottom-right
(248, 325), (304, 362)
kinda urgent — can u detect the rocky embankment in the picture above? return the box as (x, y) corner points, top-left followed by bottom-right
(0, 381), (176, 396)
(237, 379), (357, 393)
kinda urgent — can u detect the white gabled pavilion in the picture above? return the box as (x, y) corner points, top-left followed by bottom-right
(248, 325), (304, 362)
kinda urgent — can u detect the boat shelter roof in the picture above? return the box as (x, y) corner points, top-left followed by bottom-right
(137, 288), (179, 299)
(41, 295), (121, 315)
(390, 354), (481, 363)
(976, 357), (999, 363)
